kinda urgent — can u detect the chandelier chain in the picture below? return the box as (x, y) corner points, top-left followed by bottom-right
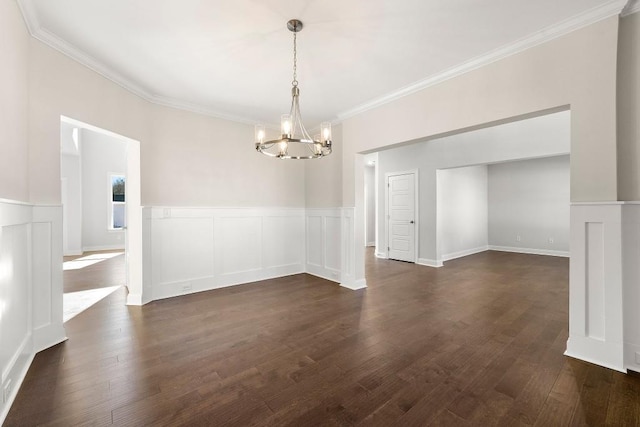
(292, 30), (298, 87)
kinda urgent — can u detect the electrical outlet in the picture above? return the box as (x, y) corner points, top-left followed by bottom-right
(548, 237), (554, 244)
(3, 379), (12, 403)
(516, 235), (521, 242)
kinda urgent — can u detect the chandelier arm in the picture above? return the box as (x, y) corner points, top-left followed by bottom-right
(293, 92), (313, 141)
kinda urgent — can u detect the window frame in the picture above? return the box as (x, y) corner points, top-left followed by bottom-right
(109, 173), (126, 231)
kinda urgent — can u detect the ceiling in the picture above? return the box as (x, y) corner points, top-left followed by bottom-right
(20, 0), (633, 126)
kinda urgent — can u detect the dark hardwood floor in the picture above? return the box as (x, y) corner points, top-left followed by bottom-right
(6, 249), (640, 426)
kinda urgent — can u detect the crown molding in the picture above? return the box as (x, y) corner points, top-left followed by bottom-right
(17, 0), (629, 126)
(34, 26), (152, 101)
(622, 0), (640, 16)
(148, 96), (259, 126)
(16, 0), (260, 126)
(336, 0), (628, 121)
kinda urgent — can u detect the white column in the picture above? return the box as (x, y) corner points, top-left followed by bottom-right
(566, 202), (624, 372)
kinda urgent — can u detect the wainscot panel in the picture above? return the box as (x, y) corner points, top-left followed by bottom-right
(305, 208), (342, 283)
(567, 203), (624, 372)
(0, 200), (66, 424)
(144, 207), (306, 301)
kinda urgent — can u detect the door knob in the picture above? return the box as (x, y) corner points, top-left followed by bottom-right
(410, 221), (414, 224)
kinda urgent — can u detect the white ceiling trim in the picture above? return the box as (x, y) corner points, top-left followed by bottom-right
(16, 0), (261, 126)
(147, 96), (259, 126)
(17, 0), (628, 126)
(622, 0), (640, 16)
(337, 0), (628, 121)
(36, 27), (151, 101)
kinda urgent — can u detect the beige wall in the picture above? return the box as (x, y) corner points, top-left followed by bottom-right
(0, 0), (30, 202)
(146, 104), (304, 207)
(305, 124), (343, 208)
(27, 38), (305, 207)
(618, 12), (640, 201)
(6, 9), (636, 208)
(342, 17), (620, 206)
(28, 38), (150, 204)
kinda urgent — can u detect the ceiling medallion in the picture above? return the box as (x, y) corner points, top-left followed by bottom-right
(255, 19), (332, 159)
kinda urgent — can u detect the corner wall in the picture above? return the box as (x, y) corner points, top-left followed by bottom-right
(0, 201), (66, 423)
(437, 165), (488, 261)
(488, 156), (570, 256)
(0, 2), (66, 423)
(617, 12), (640, 200)
(617, 9), (640, 374)
(0, 0), (29, 202)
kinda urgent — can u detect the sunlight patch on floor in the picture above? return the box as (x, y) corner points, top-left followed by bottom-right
(63, 285), (121, 322)
(63, 251), (123, 271)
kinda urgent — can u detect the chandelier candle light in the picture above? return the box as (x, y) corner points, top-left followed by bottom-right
(255, 19), (332, 159)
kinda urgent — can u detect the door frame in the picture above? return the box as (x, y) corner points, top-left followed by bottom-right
(385, 169), (419, 262)
(60, 115), (143, 305)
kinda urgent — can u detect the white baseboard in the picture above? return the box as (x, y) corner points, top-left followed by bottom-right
(441, 246), (489, 262)
(0, 351), (35, 425)
(126, 293), (143, 306)
(82, 244), (125, 252)
(365, 242), (375, 247)
(64, 250), (83, 256)
(625, 342), (640, 373)
(340, 278), (367, 290)
(565, 337), (625, 373)
(417, 258), (443, 268)
(32, 323), (67, 353)
(375, 251), (387, 259)
(488, 245), (569, 257)
(305, 265), (341, 283)
(151, 266), (306, 302)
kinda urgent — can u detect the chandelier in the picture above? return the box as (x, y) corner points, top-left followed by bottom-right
(255, 19), (332, 159)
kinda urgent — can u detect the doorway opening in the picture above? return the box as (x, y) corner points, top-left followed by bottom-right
(358, 109), (570, 276)
(59, 116), (142, 317)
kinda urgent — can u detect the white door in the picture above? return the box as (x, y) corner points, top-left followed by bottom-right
(387, 173), (416, 262)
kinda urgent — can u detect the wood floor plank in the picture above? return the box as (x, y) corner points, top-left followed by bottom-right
(6, 249), (640, 426)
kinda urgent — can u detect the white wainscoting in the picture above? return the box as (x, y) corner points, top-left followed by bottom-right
(566, 203), (625, 372)
(143, 207), (306, 301)
(305, 208), (341, 282)
(32, 206), (66, 351)
(622, 204), (640, 373)
(0, 200), (66, 424)
(340, 208), (363, 289)
(305, 208), (363, 290)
